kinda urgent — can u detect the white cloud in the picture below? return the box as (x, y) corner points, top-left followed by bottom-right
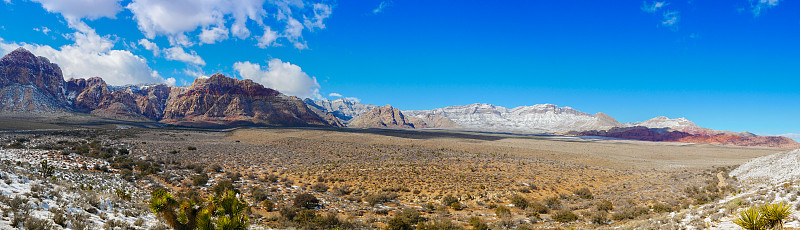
(164, 47), (206, 66)
(257, 26), (279, 48)
(641, 1), (667, 13)
(778, 133), (800, 142)
(31, 0), (123, 20)
(138, 39), (159, 56)
(125, 0), (330, 49)
(233, 59), (321, 99)
(661, 11), (679, 28)
(33, 27), (51, 35)
(328, 92), (342, 97)
(373, 1), (393, 14)
(303, 3), (332, 30)
(0, 26), (165, 86)
(199, 26), (229, 44)
(751, 0), (781, 16)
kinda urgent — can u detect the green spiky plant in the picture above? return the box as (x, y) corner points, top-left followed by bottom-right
(150, 187), (248, 230)
(759, 202), (793, 230)
(734, 206), (765, 230)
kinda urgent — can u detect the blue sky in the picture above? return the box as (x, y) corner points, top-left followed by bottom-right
(0, 0), (798, 138)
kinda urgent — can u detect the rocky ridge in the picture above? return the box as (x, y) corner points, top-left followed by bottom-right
(0, 48), (340, 127)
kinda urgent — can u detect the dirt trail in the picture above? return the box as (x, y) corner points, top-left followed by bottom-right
(717, 172), (728, 188)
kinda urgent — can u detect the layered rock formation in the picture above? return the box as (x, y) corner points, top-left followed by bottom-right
(405, 103), (621, 132)
(0, 48), (68, 113)
(0, 47), (340, 127)
(160, 74), (334, 127)
(349, 105), (420, 129)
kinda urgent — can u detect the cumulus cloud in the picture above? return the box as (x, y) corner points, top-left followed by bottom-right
(0, 26), (166, 86)
(31, 0), (123, 20)
(751, 0), (781, 16)
(328, 92), (342, 97)
(373, 1), (393, 14)
(641, 1), (667, 13)
(164, 47), (206, 66)
(233, 59), (321, 99)
(199, 26), (229, 44)
(138, 39), (159, 56)
(125, 0), (332, 49)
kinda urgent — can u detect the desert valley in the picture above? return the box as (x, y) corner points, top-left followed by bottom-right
(0, 47), (798, 230)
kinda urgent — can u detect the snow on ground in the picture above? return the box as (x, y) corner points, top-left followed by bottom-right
(730, 149), (800, 186)
(0, 148), (164, 229)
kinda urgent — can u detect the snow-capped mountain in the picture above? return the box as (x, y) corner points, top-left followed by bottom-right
(404, 103), (621, 133)
(629, 116), (697, 129)
(305, 98), (377, 122)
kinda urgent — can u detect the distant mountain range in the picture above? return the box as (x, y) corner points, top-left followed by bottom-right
(1, 47), (797, 148)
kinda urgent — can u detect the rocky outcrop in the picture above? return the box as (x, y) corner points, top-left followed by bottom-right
(160, 74), (337, 127)
(405, 103), (621, 132)
(0, 48), (68, 113)
(65, 77), (172, 121)
(349, 105), (420, 129)
(411, 114), (460, 128)
(579, 126), (800, 149)
(0, 47), (341, 127)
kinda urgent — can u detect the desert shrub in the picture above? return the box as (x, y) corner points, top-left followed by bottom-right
(527, 201), (549, 214)
(589, 210), (608, 225)
(595, 200), (613, 212)
(311, 183), (329, 193)
(332, 186), (352, 196)
(495, 206), (511, 219)
(386, 209), (425, 230)
(293, 193), (320, 209)
(544, 196), (561, 210)
(573, 187), (593, 199)
(442, 195), (459, 206)
(651, 202), (673, 213)
(39, 160), (55, 178)
(468, 217), (489, 230)
(365, 192), (397, 206)
(552, 209), (579, 223)
(24, 216), (54, 230)
(416, 218), (463, 230)
(262, 199), (275, 211)
(226, 172), (242, 182)
(213, 180), (237, 196)
(192, 173), (209, 187)
(280, 206), (298, 221)
(449, 202), (464, 211)
(210, 164), (223, 173)
(509, 194), (529, 209)
(611, 206), (649, 221)
(50, 208), (67, 227)
(187, 146), (197, 151)
(251, 187), (269, 202)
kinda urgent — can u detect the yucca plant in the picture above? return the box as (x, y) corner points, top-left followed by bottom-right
(734, 206), (765, 230)
(759, 202), (793, 230)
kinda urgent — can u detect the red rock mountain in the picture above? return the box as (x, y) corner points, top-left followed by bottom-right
(160, 74), (335, 127)
(0, 47), (340, 127)
(580, 126), (800, 149)
(0, 48), (68, 113)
